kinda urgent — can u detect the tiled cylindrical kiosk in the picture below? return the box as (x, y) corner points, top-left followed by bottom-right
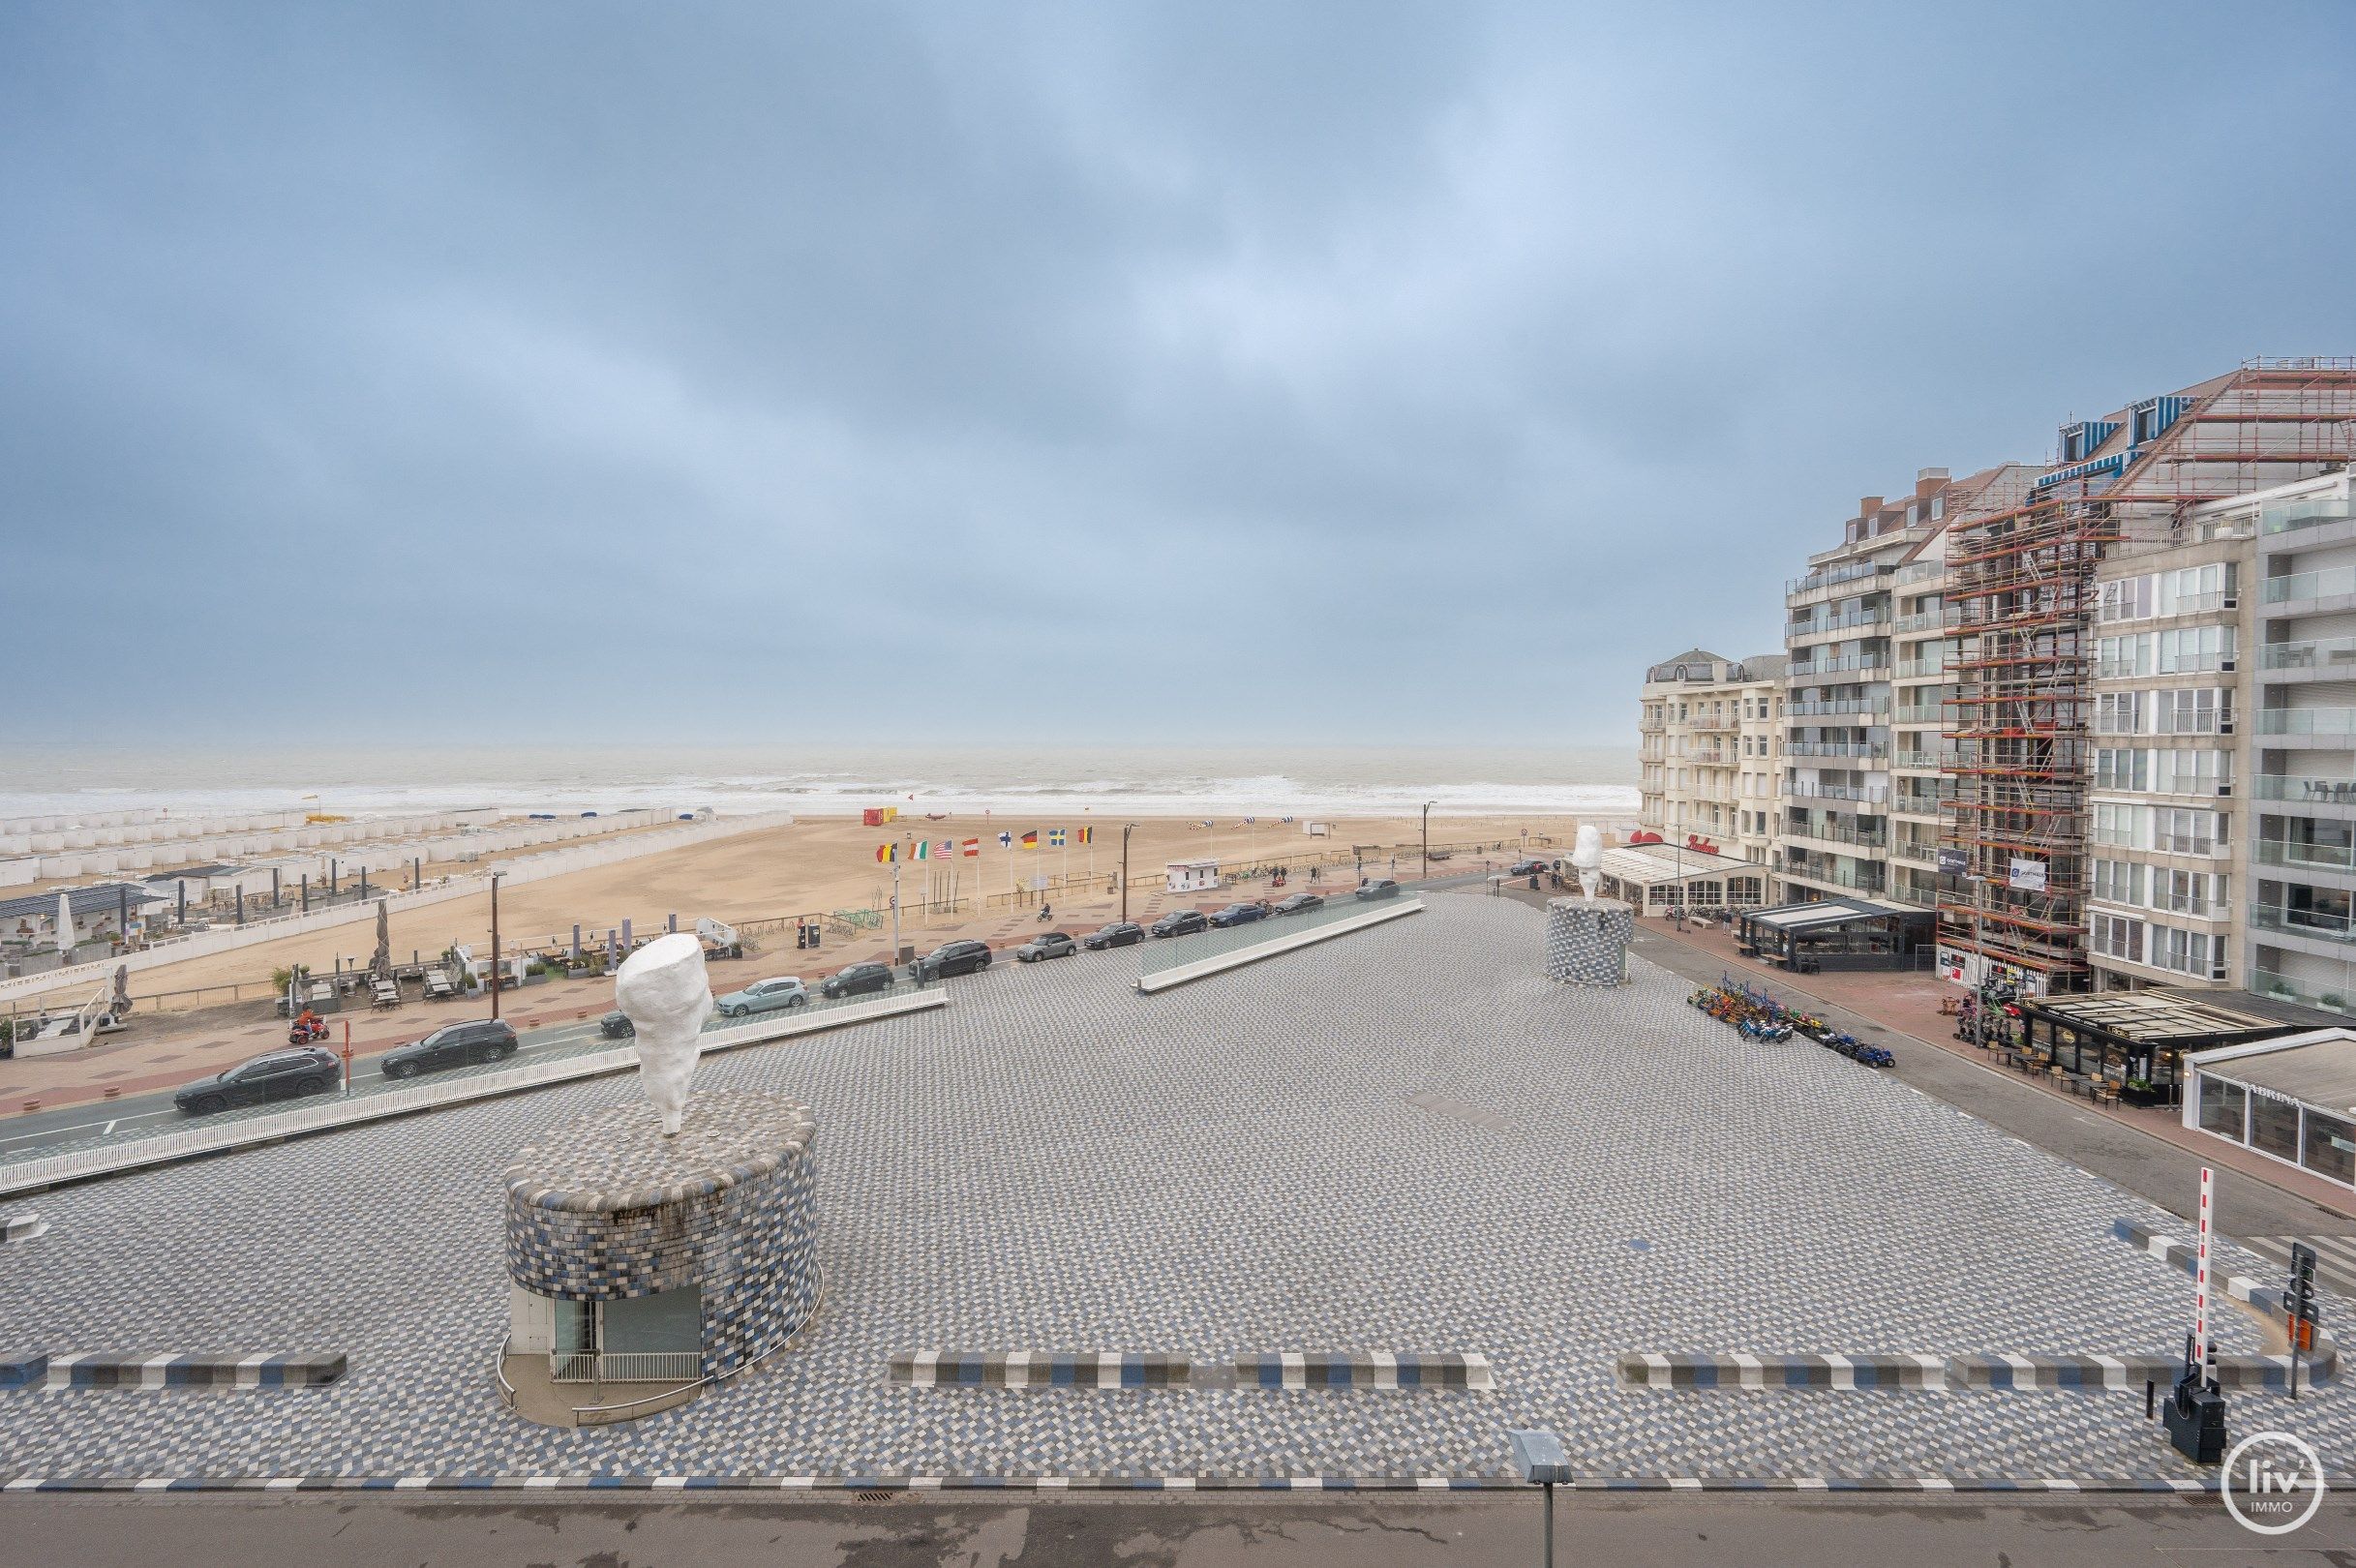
(501, 1090), (818, 1420)
(1545, 895), (1636, 986)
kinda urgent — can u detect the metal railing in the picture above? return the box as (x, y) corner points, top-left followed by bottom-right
(1787, 698), (1891, 717)
(1787, 654), (1892, 678)
(551, 1349), (702, 1384)
(2261, 500), (2356, 535)
(2264, 565), (2356, 604)
(1781, 823), (1887, 850)
(1787, 609), (1891, 637)
(1784, 741), (1887, 760)
(2251, 905), (2356, 946)
(1894, 706), (1947, 724)
(1784, 781), (1889, 804)
(2250, 969), (2353, 1014)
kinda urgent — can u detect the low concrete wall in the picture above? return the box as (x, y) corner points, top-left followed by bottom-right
(1134, 900), (1423, 994)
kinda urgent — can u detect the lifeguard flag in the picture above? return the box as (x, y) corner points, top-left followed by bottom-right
(1020, 830), (1039, 850)
(1075, 827), (1093, 844)
(875, 842), (896, 862)
(960, 838), (980, 858)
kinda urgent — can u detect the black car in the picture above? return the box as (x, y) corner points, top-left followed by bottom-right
(599, 1010), (635, 1039)
(1272, 891), (1326, 917)
(1208, 902), (1267, 928)
(381, 1018), (519, 1079)
(913, 939), (993, 980)
(1354, 878), (1401, 900)
(173, 1046), (341, 1115)
(1508, 858), (1551, 877)
(1150, 909), (1209, 938)
(1081, 921), (1145, 950)
(821, 961), (895, 999)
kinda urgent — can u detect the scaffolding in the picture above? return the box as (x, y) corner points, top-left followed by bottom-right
(1937, 495), (2118, 989)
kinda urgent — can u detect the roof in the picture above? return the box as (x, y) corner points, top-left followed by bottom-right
(2026, 987), (2345, 1046)
(140, 863), (238, 883)
(1734, 653), (1788, 678)
(2187, 1030), (2356, 1117)
(1740, 895), (1924, 932)
(1599, 843), (1759, 888)
(0, 882), (169, 922)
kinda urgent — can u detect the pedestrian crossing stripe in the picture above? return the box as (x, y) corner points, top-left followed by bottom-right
(2242, 1235), (2356, 1295)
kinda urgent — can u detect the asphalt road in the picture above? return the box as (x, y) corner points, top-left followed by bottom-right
(5, 1492), (2349, 1567)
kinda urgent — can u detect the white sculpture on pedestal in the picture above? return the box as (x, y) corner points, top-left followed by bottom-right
(614, 932), (713, 1135)
(1570, 825), (1605, 900)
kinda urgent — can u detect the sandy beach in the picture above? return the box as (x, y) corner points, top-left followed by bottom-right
(10, 812), (1589, 1017)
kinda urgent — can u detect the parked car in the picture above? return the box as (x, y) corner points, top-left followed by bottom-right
(913, 940), (994, 980)
(1081, 921), (1146, 950)
(1354, 878), (1401, 900)
(382, 1018), (520, 1079)
(598, 1010), (635, 1039)
(1272, 891), (1326, 917)
(1208, 902), (1267, 928)
(1017, 931), (1077, 962)
(715, 977), (810, 1017)
(1150, 909), (1209, 938)
(820, 961), (894, 999)
(173, 1046), (341, 1115)
(1508, 858), (1551, 877)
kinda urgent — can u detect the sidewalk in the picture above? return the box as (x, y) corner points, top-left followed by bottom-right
(1639, 912), (2356, 1224)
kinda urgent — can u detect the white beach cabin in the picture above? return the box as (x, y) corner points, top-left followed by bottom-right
(1165, 859), (1220, 894)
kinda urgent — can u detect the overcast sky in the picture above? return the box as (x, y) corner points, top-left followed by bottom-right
(5, 2), (2353, 748)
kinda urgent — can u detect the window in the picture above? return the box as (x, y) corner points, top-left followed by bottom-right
(2091, 859), (2146, 907)
(2091, 912), (2144, 962)
(2198, 1075), (2247, 1141)
(2251, 1093), (2301, 1162)
(2305, 1112), (2356, 1185)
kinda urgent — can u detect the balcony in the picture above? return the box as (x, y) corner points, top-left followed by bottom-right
(2256, 707), (2356, 739)
(1892, 751), (1951, 770)
(1892, 793), (1953, 819)
(2255, 839), (2356, 874)
(1784, 781), (1889, 804)
(2258, 636), (2356, 680)
(1787, 653), (1892, 678)
(1787, 609), (1892, 638)
(1781, 857), (1888, 895)
(1782, 822), (1888, 852)
(1788, 698), (1891, 717)
(1893, 611), (1956, 634)
(2250, 969), (2354, 1014)
(1787, 561), (1888, 599)
(1785, 741), (1888, 760)
(1891, 841), (1944, 864)
(2254, 776), (2356, 807)
(2261, 499), (2356, 536)
(2251, 905), (2356, 948)
(1894, 706), (1947, 725)
(1894, 659), (1949, 680)
(2263, 565), (2356, 607)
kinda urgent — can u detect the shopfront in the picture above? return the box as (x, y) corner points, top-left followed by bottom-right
(2184, 1029), (2356, 1188)
(2017, 989), (2344, 1107)
(1733, 896), (1935, 973)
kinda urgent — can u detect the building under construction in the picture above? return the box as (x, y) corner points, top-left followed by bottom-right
(1940, 358), (2356, 996)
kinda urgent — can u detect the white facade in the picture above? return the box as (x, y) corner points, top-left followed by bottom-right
(1637, 649), (1784, 869)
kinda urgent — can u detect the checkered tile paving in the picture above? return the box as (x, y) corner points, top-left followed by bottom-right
(2, 893), (2350, 1483)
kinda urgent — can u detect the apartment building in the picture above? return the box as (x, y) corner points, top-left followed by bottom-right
(1777, 466), (2036, 906)
(1940, 360), (2356, 1000)
(1637, 649), (1786, 866)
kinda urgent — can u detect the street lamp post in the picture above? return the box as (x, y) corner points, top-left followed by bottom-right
(489, 871), (504, 1020)
(1421, 800), (1435, 883)
(1120, 824), (1137, 924)
(891, 834), (907, 969)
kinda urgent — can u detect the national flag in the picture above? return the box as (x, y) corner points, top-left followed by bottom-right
(936, 839), (954, 857)
(875, 842), (896, 862)
(1075, 827), (1093, 845)
(911, 839), (929, 860)
(961, 838), (980, 858)
(1048, 828), (1067, 848)
(1020, 830), (1039, 850)
(997, 831), (1012, 848)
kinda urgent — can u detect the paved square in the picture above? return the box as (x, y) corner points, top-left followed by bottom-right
(0, 892), (2345, 1482)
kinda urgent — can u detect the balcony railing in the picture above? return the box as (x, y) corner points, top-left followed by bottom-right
(2257, 707), (2356, 737)
(1788, 698), (1891, 717)
(2261, 500), (2356, 535)
(1893, 611), (1955, 634)
(2255, 776), (2356, 805)
(551, 1350), (703, 1384)
(2259, 636), (2356, 675)
(1894, 706), (1947, 724)
(1786, 741), (1888, 760)
(1784, 781), (1889, 804)
(1788, 609), (1892, 638)
(1788, 561), (1888, 597)
(1892, 751), (1950, 770)
(2251, 905), (2356, 947)
(2250, 969), (2354, 1013)
(1783, 823), (1888, 850)
(1894, 659), (1949, 679)
(2264, 565), (2356, 604)
(1891, 841), (1943, 863)
(1788, 653), (1892, 677)
(2256, 839), (2356, 873)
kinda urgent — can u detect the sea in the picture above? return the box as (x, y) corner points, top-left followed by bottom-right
(0, 745), (1640, 824)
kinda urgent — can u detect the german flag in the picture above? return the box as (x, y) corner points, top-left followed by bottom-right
(1020, 830), (1039, 850)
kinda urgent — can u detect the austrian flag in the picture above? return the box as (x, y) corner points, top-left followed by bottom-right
(961, 838), (981, 858)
